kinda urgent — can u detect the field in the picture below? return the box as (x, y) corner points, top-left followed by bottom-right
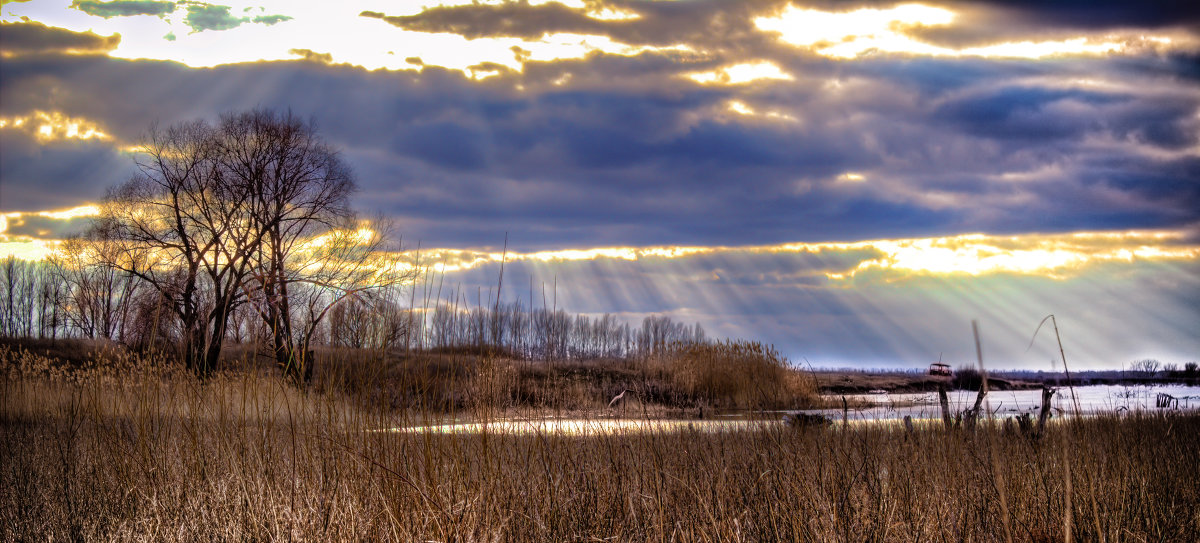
(3, 343), (1199, 542)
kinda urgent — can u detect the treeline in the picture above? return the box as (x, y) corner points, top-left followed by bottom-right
(3, 109), (710, 381)
(0, 254), (707, 362)
(416, 300), (705, 360)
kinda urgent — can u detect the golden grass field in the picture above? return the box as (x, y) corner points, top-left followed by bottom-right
(2, 343), (1198, 542)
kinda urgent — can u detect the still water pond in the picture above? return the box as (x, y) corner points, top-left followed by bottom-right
(392, 384), (1200, 435)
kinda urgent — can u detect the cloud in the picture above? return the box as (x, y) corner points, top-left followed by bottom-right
(182, 3), (291, 33)
(391, 229), (1200, 368)
(1, 2), (1198, 250)
(361, 3), (606, 41)
(0, 0), (1196, 369)
(360, 0), (792, 51)
(966, 0), (1200, 31)
(251, 14), (291, 26)
(0, 129), (133, 211)
(183, 3), (243, 32)
(0, 110), (115, 143)
(0, 210), (95, 240)
(70, 0), (176, 19)
(288, 48), (332, 64)
(4, 47), (1197, 248)
(0, 21), (120, 55)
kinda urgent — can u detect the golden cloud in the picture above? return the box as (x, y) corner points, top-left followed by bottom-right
(367, 229), (1200, 282)
(754, 3), (1167, 60)
(3, 201), (1195, 289)
(0, 110), (113, 143)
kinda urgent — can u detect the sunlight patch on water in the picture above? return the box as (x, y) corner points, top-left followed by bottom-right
(392, 417), (778, 436)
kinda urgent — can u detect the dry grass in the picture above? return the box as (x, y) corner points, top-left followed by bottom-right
(3, 346), (1199, 542)
(657, 341), (818, 409)
(301, 340), (820, 414)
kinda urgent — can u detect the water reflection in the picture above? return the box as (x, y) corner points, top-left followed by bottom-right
(392, 417), (778, 435)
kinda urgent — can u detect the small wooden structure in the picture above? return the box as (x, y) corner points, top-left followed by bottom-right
(928, 363), (952, 376)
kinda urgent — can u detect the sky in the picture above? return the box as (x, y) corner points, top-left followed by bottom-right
(1, 0), (1198, 369)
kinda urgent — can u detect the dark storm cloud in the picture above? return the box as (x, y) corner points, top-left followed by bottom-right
(360, 3), (602, 41)
(965, 0), (1200, 31)
(0, 21), (120, 55)
(902, 1), (1199, 49)
(0, 131), (133, 212)
(362, 0), (791, 51)
(931, 86), (1123, 142)
(1, 7), (1198, 248)
(70, 0), (176, 19)
(816, 1), (1199, 58)
(362, 0), (1200, 63)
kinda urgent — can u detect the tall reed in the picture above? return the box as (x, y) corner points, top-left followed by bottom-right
(3, 345), (1198, 542)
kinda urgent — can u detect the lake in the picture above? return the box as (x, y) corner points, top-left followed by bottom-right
(391, 384), (1200, 435)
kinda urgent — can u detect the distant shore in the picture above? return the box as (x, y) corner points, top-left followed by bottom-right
(813, 368), (1199, 395)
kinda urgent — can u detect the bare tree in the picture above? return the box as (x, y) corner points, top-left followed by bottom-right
(255, 221), (409, 382)
(92, 110), (380, 378)
(0, 256), (43, 338)
(50, 235), (141, 341)
(94, 118), (256, 375)
(1130, 359), (1161, 378)
(204, 109), (413, 382)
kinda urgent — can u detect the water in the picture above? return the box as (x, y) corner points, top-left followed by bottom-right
(391, 384), (1200, 435)
(817, 384), (1200, 422)
(391, 417), (773, 436)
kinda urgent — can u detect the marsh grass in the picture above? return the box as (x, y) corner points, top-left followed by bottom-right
(3, 346), (1199, 542)
(294, 340), (817, 415)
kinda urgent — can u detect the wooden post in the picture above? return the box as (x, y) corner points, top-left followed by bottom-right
(841, 395), (848, 427)
(1036, 386), (1055, 437)
(939, 385), (952, 430)
(1156, 393), (1178, 409)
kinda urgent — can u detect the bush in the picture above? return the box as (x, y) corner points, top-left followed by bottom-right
(661, 341), (817, 409)
(953, 365), (984, 390)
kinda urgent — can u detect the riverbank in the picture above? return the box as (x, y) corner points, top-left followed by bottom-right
(812, 368), (1200, 395)
(812, 369), (1041, 394)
